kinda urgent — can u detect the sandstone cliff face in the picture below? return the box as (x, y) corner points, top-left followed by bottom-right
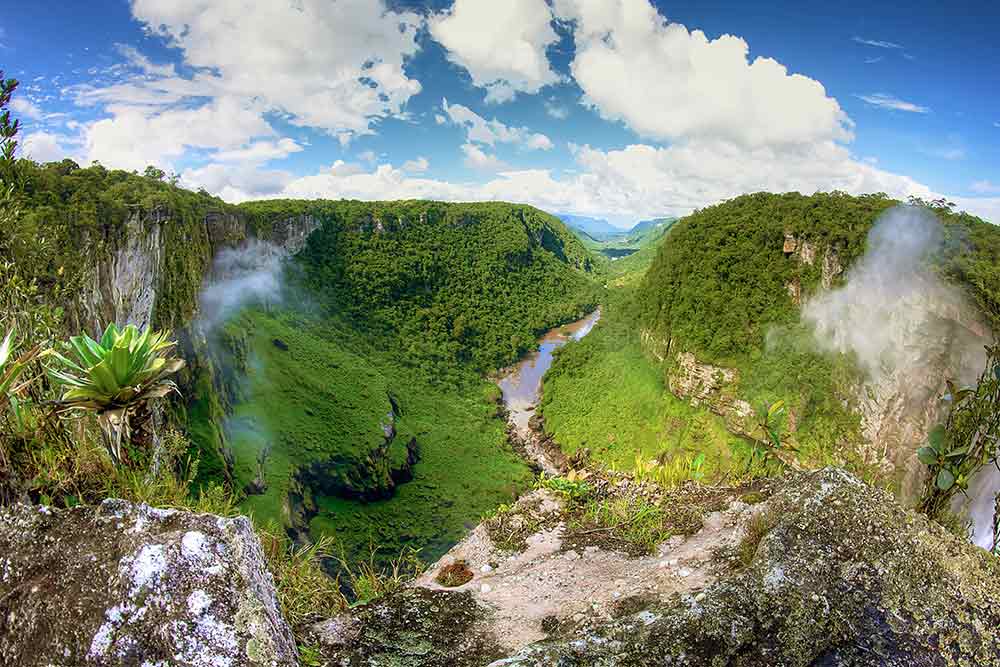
(0, 499), (297, 667)
(645, 230), (992, 501)
(312, 469), (1000, 666)
(73, 208), (320, 337)
(668, 351), (755, 436)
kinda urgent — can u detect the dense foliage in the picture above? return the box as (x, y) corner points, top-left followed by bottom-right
(242, 199), (600, 372)
(637, 191), (1000, 364)
(1, 160), (239, 331)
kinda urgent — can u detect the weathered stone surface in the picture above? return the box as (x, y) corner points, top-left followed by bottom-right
(312, 587), (503, 666)
(490, 468), (1000, 666)
(0, 499), (297, 667)
(669, 351), (754, 435)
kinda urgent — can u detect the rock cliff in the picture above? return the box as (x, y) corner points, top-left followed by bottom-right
(315, 468), (1000, 666)
(0, 499), (297, 666)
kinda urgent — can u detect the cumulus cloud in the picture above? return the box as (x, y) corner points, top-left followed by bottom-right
(971, 180), (1000, 194)
(82, 97), (276, 171)
(68, 0), (423, 173)
(20, 131), (82, 163)
(128, 0), (422, 137)
(431, 0), (560, 103)
(461, 143), (508, 171)
(402, 156), (430, 173)
(553, 0), (852, 148)
(442, 98), (553, 150)
(857, 93), (930, 114)
(11, 98), (44, 120)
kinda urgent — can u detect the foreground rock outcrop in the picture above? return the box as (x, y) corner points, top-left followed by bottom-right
(318, 468), (1000, 666)
(0, 499), (297, 666)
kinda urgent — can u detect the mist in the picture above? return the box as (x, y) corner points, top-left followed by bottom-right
(803, 205), (994, 548)
(198, 239), (288, 332)
(804, 206), (985, 386)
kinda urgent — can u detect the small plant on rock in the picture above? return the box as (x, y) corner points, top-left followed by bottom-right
(48, 323), (185, 465)
(918, 345), (1000, 519)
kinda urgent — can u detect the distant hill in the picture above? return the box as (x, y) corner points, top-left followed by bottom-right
(628, 217), (674, 236)
(557, 214), (626, 241)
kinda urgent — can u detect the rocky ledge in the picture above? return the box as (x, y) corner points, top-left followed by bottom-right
(314, 468), (1000, 666)
(0, 499), (297, 667)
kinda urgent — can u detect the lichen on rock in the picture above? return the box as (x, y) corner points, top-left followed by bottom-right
(0, 499), (297, 666)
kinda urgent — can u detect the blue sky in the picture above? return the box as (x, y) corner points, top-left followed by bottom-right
(2, 0), (998, 226)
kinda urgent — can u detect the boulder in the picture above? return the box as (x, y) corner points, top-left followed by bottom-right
(0, 499), (297, 667)
(313, 468), (1000, 666)
(493, 468), (1000, 666)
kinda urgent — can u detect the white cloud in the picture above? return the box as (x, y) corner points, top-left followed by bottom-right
(994, 121), (1000, 128)
(11, 98), (44, 120)
(852, 36), (903, 49)
(20, 131), (81, 163)
(857, 93), (930, 114)
(70, 0), (424, 173)
(442, 98), (553, 150)
(430, 0), (560, 103)
(461, 143), (508, 171)
(180, 162), (293, 201)
(115, 43), (176, 77)
(82, 97), (276, 171)
(434, 114), (447, 125)
(402, 156), (430, 173)
(545, 99), (569, 119)
(864, 56), (883, 64)
(213, 138), (303, 163)
(554, 0), (851, 148)
(971, 180), (1000, 194)
(358, 151), (378, 164)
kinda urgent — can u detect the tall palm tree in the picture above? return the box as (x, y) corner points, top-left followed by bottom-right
(48, 323), (185, 465)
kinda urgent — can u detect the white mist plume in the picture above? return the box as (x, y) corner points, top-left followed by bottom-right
(804, 206), (985, 385)
(198, 239), (287, 331)
(804, 205), (994, 548)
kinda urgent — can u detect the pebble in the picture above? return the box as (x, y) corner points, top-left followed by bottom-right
(694, 592), (706, 602)
(481, 564), (493, 573)
(480, 584), (492, 594)
(564, 550), (580, 561)
(678, 568), (692, 578)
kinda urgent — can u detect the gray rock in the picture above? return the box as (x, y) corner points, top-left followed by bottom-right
(0, 499), (297, 667)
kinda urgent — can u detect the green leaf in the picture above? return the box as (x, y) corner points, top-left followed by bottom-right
(99, 323), (120, 350)
(944, 448), (969, 460)
(767, 400), (785, 418)
(0, 328), (14, 368)
(928, 425), (947, 452)
(917, 447), (939, 466)
(936, 468), (956, 491)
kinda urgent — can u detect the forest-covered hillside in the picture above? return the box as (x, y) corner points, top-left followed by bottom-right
(242, 199), (599, 372)
(636, 191), (1000, 363)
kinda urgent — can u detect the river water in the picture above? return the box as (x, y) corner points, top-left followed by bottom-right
(498, 309), (601, 439)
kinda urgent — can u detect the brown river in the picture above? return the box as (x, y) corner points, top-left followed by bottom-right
(498, 309), (601, 439)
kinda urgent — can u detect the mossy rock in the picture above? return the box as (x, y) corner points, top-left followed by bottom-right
(496, 468), (1000, 666)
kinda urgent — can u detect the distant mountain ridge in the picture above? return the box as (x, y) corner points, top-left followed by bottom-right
(556, 214), (626, 241)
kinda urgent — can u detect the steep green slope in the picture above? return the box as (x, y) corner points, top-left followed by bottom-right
(637, 192), (999, 362)
(540, 292), (746, 477)
(204, 200), (600, 565)
(541, 192), (1000, 486)
(2, 160), (242, 332)
(242, 200), (599, 373)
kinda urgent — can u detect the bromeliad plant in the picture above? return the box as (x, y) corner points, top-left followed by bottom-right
(0, 328), (43, 432)
(47, 323), (185, 466)
(918, 344), (1000, 519)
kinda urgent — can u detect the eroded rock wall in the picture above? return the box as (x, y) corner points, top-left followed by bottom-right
(0, 499), (297, 667)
